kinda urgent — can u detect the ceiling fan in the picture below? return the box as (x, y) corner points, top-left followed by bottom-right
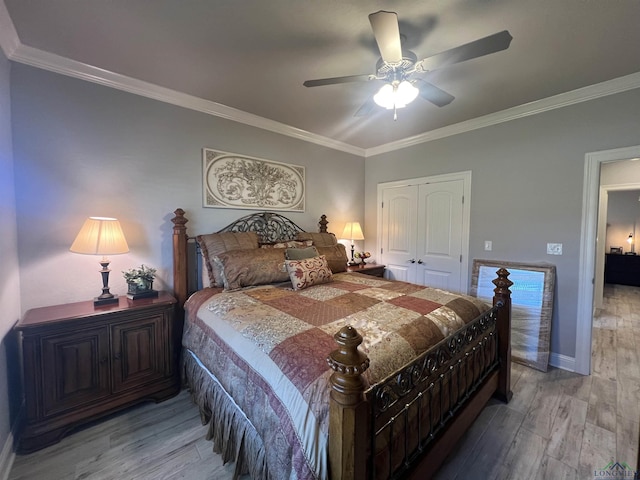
(303, 11), (512, 119)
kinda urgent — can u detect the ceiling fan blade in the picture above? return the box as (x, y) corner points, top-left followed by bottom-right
(415, 30), (513, 72)
(303, 74), (371, 87)
(369, 11), (403, 64)
(415, 79), (455, 107)
(354, 97), (376, 117)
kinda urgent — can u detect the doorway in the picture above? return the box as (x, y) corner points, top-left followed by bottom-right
(577, 145), (640, 375)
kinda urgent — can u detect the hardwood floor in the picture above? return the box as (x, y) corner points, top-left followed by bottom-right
(8, 284), (639, 479)
(435, 283), (640, 480)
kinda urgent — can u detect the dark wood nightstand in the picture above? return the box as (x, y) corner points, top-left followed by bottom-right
(15, 292), (180, 453)
(346, 263), (386, 277)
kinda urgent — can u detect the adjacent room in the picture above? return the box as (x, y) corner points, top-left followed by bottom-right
(1, 1), (639, 479)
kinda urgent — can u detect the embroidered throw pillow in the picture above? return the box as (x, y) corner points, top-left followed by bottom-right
(285, 255), (333, 290)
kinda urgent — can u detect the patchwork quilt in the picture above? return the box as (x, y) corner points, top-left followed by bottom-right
(182, 272), (488, 480)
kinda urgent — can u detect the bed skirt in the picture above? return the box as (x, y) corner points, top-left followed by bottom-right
(182, 349), (271, 480)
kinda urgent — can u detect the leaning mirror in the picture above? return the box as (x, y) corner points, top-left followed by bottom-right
(471, 259), (556, 372)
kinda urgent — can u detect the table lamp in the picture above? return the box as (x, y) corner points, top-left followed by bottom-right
(70, 217), (129, 306)
(341, 221), (364, 266)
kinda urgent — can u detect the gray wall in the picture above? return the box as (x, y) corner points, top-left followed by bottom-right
(600, 160), (640, 253)
(11, 64), (364, 312)
(364, 88), (640, 359)
(606, 190), (640, 253)
(601, 158), (640, 186)
(7, 62), (363, 458)
(0, 52), (21, 457)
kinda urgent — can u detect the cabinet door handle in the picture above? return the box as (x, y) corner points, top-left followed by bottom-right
(100, 357), (108, 365)
(417, 259), (423, 264)
(114, 353), (121, 360)
(408, 259), (416, 263)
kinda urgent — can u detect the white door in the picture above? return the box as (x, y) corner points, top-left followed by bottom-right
(381, 185), (418, 283)
(379, 177), (466, 292)
(415, 180), (464, 292)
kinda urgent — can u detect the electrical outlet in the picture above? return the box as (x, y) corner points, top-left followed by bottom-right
(547, 243), (563, 255)
(484, 241), (492, 251)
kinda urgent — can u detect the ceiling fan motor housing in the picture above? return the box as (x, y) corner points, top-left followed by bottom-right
(375, 50), (418, 80)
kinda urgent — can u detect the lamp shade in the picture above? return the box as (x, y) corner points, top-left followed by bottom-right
(341, 222), (364, 241)
(70, 217), (129, 255)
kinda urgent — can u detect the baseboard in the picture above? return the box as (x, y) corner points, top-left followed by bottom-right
(548, 352), (576, 372)
(0, 401), (23, 480)
(0, 430), (15, 480)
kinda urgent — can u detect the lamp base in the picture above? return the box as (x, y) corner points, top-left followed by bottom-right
(94, 295), (119, 307)
(94, 258), (119, 307)
(349, 244), (357, 266)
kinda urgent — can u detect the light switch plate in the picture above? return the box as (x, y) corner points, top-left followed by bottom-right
(547, 243), (563, 255)
(484, 241), (492, 251)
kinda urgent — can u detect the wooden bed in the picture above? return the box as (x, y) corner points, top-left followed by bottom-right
(171, 208), (512, 480)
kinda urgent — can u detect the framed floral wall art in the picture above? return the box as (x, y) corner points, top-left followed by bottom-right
(202, 149), (305, 211)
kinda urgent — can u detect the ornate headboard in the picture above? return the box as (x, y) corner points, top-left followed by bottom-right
(170, 209), (329, 307)
(216, 211), (327, 243)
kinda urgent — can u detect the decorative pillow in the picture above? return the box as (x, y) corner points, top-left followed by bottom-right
(260, 240), (313, 249)
(315, 244), (349, 273)
(296, 232), (338, 247)
(214, 248), (289, 291)
(285, 246), (319, 260)
(197, 232), (259, 287)
(285, 255), (333, 291)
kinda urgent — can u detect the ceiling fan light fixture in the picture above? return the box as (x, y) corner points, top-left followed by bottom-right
(397, 80), (419, 104)
(373, 80), (419, 109)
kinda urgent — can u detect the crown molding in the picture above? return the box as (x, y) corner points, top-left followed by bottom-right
(0, 3), (364, 157)
(10, 43), (366, 157)
(0, 1), (19, 58)
(365, 71), (640, 157)
(1, 2), (638, 159)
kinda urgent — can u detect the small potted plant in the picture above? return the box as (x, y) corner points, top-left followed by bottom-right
(122, 264), (158, 299)
(354, 251), (371, 264)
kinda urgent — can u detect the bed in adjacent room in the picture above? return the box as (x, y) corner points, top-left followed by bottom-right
(170, 209), (513, 480)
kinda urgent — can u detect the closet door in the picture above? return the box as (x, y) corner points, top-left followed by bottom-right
(381, 185), (418, 283)
(415, 180), (464, 292)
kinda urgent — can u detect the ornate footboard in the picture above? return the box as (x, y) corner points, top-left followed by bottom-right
(328, 269), (512, 480)
(171, 208), (512, 480)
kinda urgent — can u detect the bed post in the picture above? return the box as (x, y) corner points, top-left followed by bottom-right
(493, 268), (513, 403)
(319, 214), (328, 233)
(171, 208), (189, 309)
(327, 326), (370, 480)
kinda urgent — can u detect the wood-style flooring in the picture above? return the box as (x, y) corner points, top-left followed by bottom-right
(8, 284), (639, 479)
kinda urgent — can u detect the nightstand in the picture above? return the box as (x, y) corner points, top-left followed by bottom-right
(15, 292), (180, 453)
(346, 263), (386, 277)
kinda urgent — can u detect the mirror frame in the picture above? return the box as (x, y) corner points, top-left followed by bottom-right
(471, 259), (556, 372)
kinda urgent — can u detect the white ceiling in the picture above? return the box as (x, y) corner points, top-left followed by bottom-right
(2, 0), (640, 155)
